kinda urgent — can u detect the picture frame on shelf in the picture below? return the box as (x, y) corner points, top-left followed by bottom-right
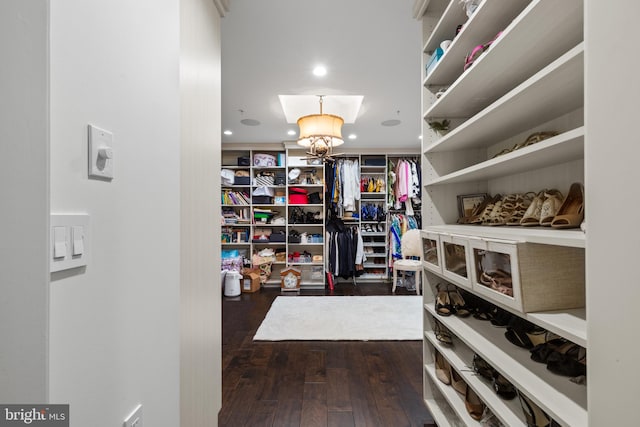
(457, 193), (488, 219)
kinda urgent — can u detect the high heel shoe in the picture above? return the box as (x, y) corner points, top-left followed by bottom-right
(492, 372), (517, 400)
(450, 367), (467, 395)
(434, 351), (451, 385)
(472, 353), (496, 381)
(448, 287), (471, 317)
(546, 343), (586, 377)
(551, 182), (584, 229)
(518, 391), (560, 427)
(435, 284), (454, 316)
(469, 194), (502, 224)
(530, 338), (568, 364)
(432, 317), (453, 345)
(520, 190), (545, 226)
(506, 192), (535, 226)
(465, 385), (485, 421)
(539, 189), (564, 226)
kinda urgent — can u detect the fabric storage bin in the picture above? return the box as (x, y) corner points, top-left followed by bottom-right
(234, 176), (250, 185)
(269, 231), (286, 242)
(421, 230), (442, 274)
(439, 234), (472, 290)
(254, 172), (274, 186)
(289, 187), (308, 204)
(274, 171), (286, 185)
(308, 192), (322, 204)
(253, 153), (277, 167)
(252, 195), (273, 204)
(469, 237), (585, 313)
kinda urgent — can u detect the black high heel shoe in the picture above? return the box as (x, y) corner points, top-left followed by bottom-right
(472, 353), (496, 381)
(546, 343), (586, 377)
(518, 391), (560, 427)
(435, 284), (454, 316)
(448, 286), (472, 317)
(492, 372), (517, 400)
(433, 317), (453, 345)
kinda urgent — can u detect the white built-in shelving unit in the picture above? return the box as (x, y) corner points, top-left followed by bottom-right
(415, 0), (586, 425)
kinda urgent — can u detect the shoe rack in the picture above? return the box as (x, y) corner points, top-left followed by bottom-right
(415, 0), (586, 426)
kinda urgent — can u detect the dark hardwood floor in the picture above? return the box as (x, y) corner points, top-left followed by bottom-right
(220, 281), (435, 427)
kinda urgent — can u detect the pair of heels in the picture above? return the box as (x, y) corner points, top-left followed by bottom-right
(435, 284), (472, 317)
(468, 194), (502, 225)
(436, 362), (485, 421)
(519, 391), (561, 427)
(479, 269), (513, 296)
(520, 189), (564, 226)
(530, 339), (586, 377)
(504, 318), (558, 350)
(433, 317), (453, 345)
(492, 131), (559, 159)
(472, 354), (517, 400)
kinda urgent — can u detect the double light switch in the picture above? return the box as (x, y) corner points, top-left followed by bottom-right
(50, 214), (90, 273)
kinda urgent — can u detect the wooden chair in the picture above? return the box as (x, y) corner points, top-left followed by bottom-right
(392, 228), (423, 295)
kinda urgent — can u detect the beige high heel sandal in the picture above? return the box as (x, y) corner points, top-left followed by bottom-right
(520, 190), (546, 226)
(434, 351), (451, 385)
(551, 183), (584, 229)
(539, 189), (564, 226)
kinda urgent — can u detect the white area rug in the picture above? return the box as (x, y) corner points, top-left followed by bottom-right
(253, 295), (422, 341)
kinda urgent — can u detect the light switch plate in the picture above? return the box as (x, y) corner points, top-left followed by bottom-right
(88, 124), (114, 180)
(124, 404), (143, 427)
(50, 214), (90, 273)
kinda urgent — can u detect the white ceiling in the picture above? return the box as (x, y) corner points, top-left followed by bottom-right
(221, 0), (423, 150)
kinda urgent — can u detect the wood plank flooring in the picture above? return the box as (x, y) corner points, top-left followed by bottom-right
(219, 282), (435, 427)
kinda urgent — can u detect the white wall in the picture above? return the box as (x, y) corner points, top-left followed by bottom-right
(180, 0), (223, 425)
(0, 0), (49, 403)
(585, 1), (640, 425)
(49, 1), (181, 425)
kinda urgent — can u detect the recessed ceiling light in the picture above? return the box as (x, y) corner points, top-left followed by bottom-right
(348, 134), (357, 140)
(312, 65), (327, 77)
(287, 130), (296, 136)
(223, 130), (233, 135)
(381, 119), (401, 127)
(240, 118), (260, 126)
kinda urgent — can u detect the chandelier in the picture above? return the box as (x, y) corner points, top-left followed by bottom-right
(296, 96), (344, 158)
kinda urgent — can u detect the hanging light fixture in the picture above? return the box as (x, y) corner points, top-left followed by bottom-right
(297, 96), (344, 158)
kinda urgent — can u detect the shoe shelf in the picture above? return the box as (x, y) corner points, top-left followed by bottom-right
(423, 361), (480, 426)
(424, 330), (526, 427)
(424, 0), (583, 120)
(423, 396), (460, 427)
(425, 304), (588, 427)
(423, 0), (530, 88)
(287, 243), (324, 246)
(425, 224), (585, 249)
(425, 127), (584, 187)
(362, 242), (387, 247)
(526, 308), (586, 348)
(425, 44), (584, 154)
(363, 253), (386, 258)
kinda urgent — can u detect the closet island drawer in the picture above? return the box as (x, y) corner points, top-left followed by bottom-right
(469, 238), (585, 313)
